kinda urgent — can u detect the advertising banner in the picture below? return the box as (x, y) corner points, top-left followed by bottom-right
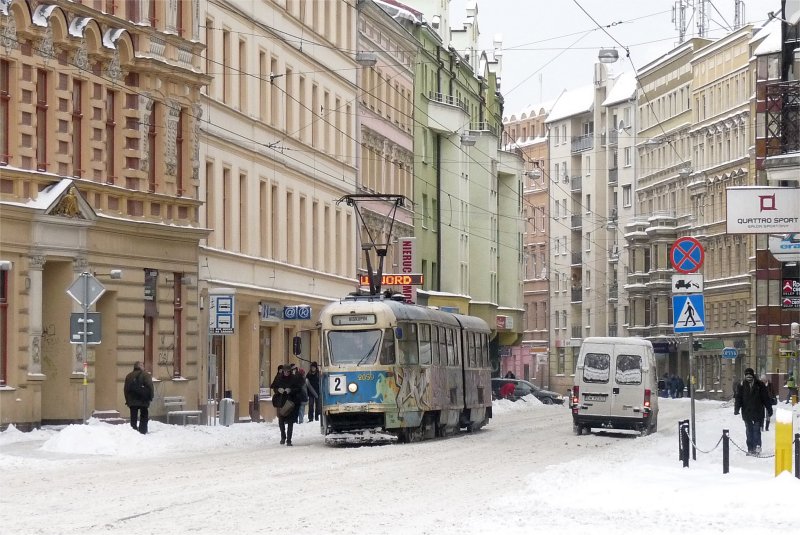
(726, 187), (800, 234)
(398, 237), (416, 303)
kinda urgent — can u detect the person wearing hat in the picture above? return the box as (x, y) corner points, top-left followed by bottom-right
(734, 367), (773, 455)
(270, 362), (302, 446)
(123, 361), (154, 434)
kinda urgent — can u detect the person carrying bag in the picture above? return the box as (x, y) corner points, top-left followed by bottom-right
(270, 363), (302, 446)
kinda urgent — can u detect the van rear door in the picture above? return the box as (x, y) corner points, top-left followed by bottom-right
(579, 350), (612, 417)
(611, 350), (645, 419)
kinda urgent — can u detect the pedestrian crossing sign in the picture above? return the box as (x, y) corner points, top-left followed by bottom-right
(673, 294), (705, 333)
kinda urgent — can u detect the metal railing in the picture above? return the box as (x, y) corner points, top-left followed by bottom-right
(571, 288), (582, 302)
(571, 176), (582, 192)
(571, 252), (582, 265)
(571, 214), (582, 228)
(608, 129), (618, 146)
(608, 167), (618, 184)
(470, 121), (499, 137)
(428, 91), (469, 113)
(571, 134), (594, 153)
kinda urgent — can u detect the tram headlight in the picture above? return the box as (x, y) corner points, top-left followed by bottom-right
(347, 382), (358, 394)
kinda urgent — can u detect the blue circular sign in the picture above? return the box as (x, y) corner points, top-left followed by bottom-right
(670, 237), (705, 274)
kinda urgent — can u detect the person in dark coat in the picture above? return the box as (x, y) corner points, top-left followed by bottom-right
(734, 367), (773, 455)
(306, 362), (321, 421)
(123, 361), (154, 434)
(270, 363), (303, 446)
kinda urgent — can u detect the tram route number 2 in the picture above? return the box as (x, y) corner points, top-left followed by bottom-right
(329, 374), (347, 395)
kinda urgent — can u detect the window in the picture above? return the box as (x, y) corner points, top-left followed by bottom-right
(36, 69), (48, 171)
(397, 322), (419, 364)
(583, 352), (610, 383)
(176, 109), (185, 196)
(616, 354), (642, 384)
(624, 147), (632, 167)
(176, 0), (184, 36)
(148, 102), (158, 192)
(106, 90), (116, 184)
(172, 273), (183, 377)
(72, 80), (83, 176)
(0, 270), (7, 385)
(419, 324), (431, 365)
(0, 60), (9, 164)
(622, 185), (632, 207)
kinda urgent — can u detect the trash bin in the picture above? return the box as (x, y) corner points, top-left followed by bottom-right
(219, 398), (235, 427)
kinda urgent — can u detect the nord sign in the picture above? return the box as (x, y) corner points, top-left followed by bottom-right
(358, 274), (424, 286)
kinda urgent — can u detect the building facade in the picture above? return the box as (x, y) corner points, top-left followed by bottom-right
(355, 0), (415, 289)
(198, 0), (360, 417)
(0, 0), (207, 428)
(393, 0), (524, 372)
(503, 102), (552, 385)
(752, 4), (800, 382)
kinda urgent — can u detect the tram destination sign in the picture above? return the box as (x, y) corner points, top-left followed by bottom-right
(358, 273), (424, 286)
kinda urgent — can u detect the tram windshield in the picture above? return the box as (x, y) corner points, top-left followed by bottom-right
(327, 329), (383, 365)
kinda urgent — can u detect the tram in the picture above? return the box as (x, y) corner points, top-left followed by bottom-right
(318, 293), (492, 442)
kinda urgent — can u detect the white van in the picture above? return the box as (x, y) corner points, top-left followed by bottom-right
(570, 337), (658, 436)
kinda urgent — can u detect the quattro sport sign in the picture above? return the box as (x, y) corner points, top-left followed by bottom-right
(726, 187), (800, 234)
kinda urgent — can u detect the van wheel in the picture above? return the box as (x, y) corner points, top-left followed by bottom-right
(542, 397), (553, 405)
(573, 424), (583, 436)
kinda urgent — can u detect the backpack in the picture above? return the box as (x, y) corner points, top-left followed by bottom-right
(133, 371), (149, 401)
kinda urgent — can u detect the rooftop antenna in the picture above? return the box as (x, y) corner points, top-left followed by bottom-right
(733, 0), (745, 30)
(696, 0), (709, 37)
(672, 0), (687, 44)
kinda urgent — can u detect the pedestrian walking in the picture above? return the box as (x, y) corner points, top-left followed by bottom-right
(296, 368), (309, 424)
(786, 373), (798, 404)
(306, 362), (321, 421)
(734, 368), (773, 455)
(271, 363), (302, 446)
(123, 361), (154, 434)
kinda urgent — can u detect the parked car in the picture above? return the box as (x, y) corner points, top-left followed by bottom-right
(491, 378), (565, 405)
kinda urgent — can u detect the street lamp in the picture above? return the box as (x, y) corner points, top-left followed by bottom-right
(598, 48), (619, 64)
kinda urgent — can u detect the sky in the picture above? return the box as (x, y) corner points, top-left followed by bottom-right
(448, 0), (782, 115)
(2, 396), (798, 534)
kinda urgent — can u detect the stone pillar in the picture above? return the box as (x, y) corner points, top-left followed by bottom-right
(27, 255), (45, 376)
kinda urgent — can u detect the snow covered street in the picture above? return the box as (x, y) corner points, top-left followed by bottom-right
(1, 398), (798, 535)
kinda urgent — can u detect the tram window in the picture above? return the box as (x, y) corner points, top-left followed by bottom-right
(438, 326), (448, 365)
(447, 329), (457, 365)
(326, 329), (382, 365)
(481, 334), (488, 367)
(380, 328), (396, 364)
(430, 325), (440, 365)
(419, 324), (432, 365)
(397, 322), (419, 364)
(469, 332), (478, 367)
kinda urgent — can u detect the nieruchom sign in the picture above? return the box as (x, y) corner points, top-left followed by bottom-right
(726, 187), (800, 234)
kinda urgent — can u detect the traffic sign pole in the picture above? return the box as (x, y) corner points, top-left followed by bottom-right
(689, 332), (696, 461)
(82, 272), (89, 424)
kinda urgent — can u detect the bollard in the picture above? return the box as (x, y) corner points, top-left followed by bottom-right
(678, 419), (688, 462)
(722, 429), (729, 474)
(795, 433), (799, 479)
(681, 422), (690, 468)
(774, 407), (793, 476)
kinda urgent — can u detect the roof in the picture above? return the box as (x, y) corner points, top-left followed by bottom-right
(602, 71), (637, 107)
(546, 85), (594, 123)
(751, 17), (782, 56)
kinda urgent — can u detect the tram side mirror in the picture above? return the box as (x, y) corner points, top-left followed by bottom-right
(292, 336), (302, 356)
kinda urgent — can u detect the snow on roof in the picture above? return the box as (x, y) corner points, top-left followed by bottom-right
(602, 71), (638, 107)
(546, 85), (594, 123)
(375, 0), (424, 24)
(752, 17), (782, 56)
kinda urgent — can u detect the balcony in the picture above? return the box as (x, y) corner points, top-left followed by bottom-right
(608, 284), (618, 300)
(608, 324), (618, 337)
(764, 81), (800, 157)
(470, 121), (499, 138)
(571, 288), (583, 303)
(608, 129), (618, 146)
(571, 252), (582, 265)
(571, 134), (594, 153)
(571, 214), (582, 229)
(426, 91), (469, 133)
(608, 167), (618, 184)
(763, 81), (800, 182)
(571, 326), (583, 339)
(570, 176), (582, 192)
